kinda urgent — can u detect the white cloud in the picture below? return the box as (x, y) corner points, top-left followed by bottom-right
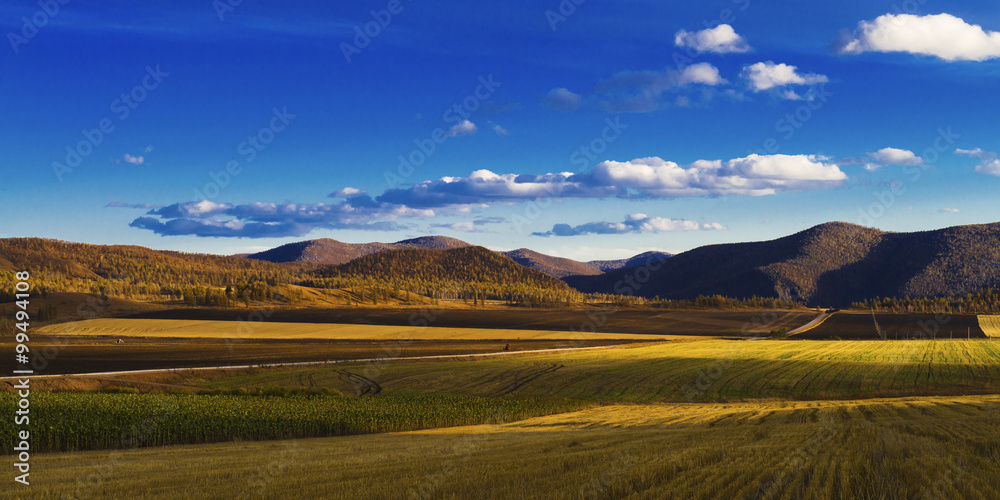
(678, 62), (726, 85)
(955, 147), (1000, 176)
(674, 24), (751, 53)
(445, 120), (477, 137)
(837, 13), (1000, 61)
(493, 124), (508, 136)
(592, 154), (847, 197)
(938, 208), (960, 214)
(331, 187), (366, 197)
(868, 147), (923, 167)
(742, 61), (828, 92)
(122, 153), (145, 165)
(544, 87), (582, 112)
(533, 213), (726, 236)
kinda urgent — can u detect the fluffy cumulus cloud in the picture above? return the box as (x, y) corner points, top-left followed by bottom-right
(836, 13), (1000, 61)
(862, 147), (923, 171)
(675, 24), (751, 53)
(595, 62), (725, 113)
(445, 120), (477, 137)
(129, 197), (435, 238)
(591, 154), (846, 197)
(543, 87), (582, 112)
(377, 154), (846, 208)
(743, 61), (828, 93)
(955, 148), (1000, 176)
(493, 124), (508, 136)
(534, 213), (725, 237)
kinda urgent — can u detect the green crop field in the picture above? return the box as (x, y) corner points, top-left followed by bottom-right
(0, 390), (584, 453)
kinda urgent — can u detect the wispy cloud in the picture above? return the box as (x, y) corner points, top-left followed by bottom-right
(955, 147), (1000, 176)
(594, 62), (726, 113)
(543, 87), (582, 112)
(533, 214), (725, 237)
(106, 202), (162, 209)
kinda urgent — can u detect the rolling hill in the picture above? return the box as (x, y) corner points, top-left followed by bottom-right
(0, 237), (299, 300)
(500, 249), (602, 279)
(245, 236), (469, 265)
(247, 236), (670, 279)
(312, 246), (574, 298)
(564, 221), (1000, 307)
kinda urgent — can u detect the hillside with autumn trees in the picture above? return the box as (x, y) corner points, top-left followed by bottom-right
(304, 246), (578, 305)
(0, 238), (576, 307)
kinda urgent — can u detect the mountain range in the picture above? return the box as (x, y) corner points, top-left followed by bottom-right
(246, 236), (671, 278)
(4, 221), (999, 307)
(565, 221), (1000, 306)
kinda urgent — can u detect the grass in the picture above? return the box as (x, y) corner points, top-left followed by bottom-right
(9, 394), (1000, 499)
(979, 315), (1000, 338)
(182, 339), (1000, 402)
(33, 318), (681, 341)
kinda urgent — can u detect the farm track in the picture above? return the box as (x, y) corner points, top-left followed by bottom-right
(492, 363), (564, 396)
(337, 370), (382, 396)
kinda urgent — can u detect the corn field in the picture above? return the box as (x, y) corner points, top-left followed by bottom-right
(0, 391), (584, 453)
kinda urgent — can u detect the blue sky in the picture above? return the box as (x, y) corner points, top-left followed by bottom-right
(1, 0), (999, 260)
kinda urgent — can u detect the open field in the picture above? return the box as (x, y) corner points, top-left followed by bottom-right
(9, 314), (1000, 498)
(10, 394), (1000, 500)
(117, 307), (818, 336)
(980, 315), (1000, 338)
(792, 311), (987, 340)
(195, 339), (1000, 402)
(33, 318), (684, 341)
(37, 339), (1000, 403)
(0, 337), (638, 375)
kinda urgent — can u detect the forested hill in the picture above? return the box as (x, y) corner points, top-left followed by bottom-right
(0, 237), (299, 299)
(246, 236), (470, 265)
(500, 248), (602, 279)
(0, 238), (575, 303)
(308, 246), (574, 298)
(564, 222), (1000, 307)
